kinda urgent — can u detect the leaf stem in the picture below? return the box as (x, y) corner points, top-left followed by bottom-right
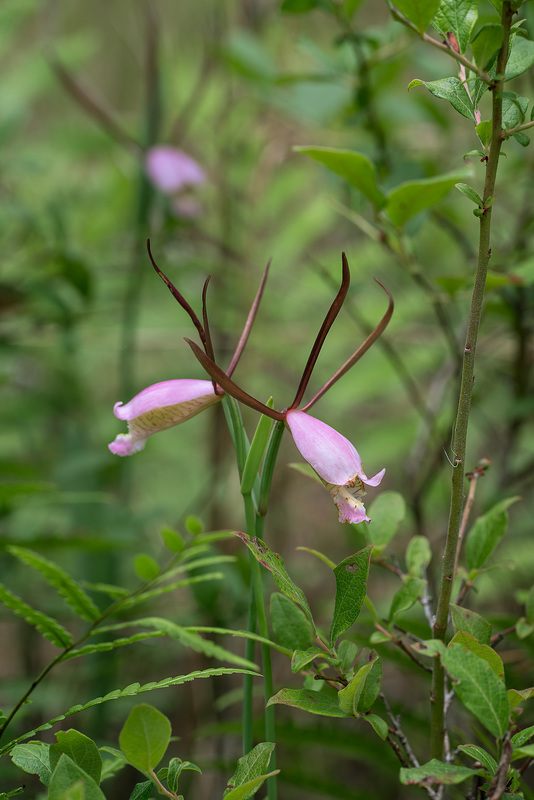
(429, 1), (514, 762)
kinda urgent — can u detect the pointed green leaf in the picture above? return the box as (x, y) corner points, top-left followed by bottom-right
(405, 536), (432, 576)
(270, 593), (313, 651)
(441, 643), (509, 739)
(10, 743), (52, 786)
(431, 0), (477, 53)
(224, 772), (280, 800)
(128, 781), (153, 800)
(471, 23), (503, 69)
(294, 146), (387, 211)
(241, 405), (273, 496)
(448, 631), (504, 678)
(291, 647), (326, 673)
(508, 687), (534, 710)
(387, 168), (473, 225)
(455, 182), (483, 206)
(50, 731), (102, 785)
(235, 532), (315, 631)
(366, 491), (405, 554)
(48, 755), (105, 800)
(450, 604), (492, 646)
(337, 640), (359, 672)
(119, 704), (171, 772)
(267, 688), (349, 717)
(7, 547), (100, 622)
(329, 546), (372, 647)
(0, 583), (72, 648)
(466, 497), (520, 570)
(224, 742), (276, 800)
(394, 0), (440, 33)
(502, 93), (529, 130)
(458, 744), (498, 774)
(408, 78), (475, 120)
(401, 759), (484, 786)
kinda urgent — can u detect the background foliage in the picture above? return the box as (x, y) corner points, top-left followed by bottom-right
(1, 0), (534, 797)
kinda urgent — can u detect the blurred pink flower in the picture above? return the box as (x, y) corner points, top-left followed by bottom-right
(109, 379), (220, 456)
(146, 146), (205, 194)
(285, 410), (385, 524)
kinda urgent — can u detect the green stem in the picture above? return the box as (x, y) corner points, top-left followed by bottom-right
(430, 2), (514, 761)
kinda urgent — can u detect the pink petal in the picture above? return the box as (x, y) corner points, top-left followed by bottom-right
(286, 410), (362, 485)
(146, 146), (205, 193)
(109, 379), (219, 456)
(329, 485), (371, 524)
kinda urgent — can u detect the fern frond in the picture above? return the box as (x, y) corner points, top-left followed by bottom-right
(0, 583), (72, 648)
(116, 572), (223, 612)
(60, 631), (165, 660)
(0, 668), (260, 755)
(7, 546), (100, 622)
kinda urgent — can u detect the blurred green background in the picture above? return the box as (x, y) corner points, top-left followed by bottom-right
(1, 1), (534, 797)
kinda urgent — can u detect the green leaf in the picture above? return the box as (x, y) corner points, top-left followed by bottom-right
(10, 742), (52, 786)
(119, 704), (171, 772)
(455, 182), (483, 206)
(294, 146), (387, 211)
(400, 758), (484, 786)
(506, 35), (534, 81)
(267, 688), (349, 717)
(61, 631), (166, 661)
(291, 646), (327, 673)
(337, 640), (358, 672)
(338, 656), (381, 715)
(394, 0), (440, 33)
(389, 576), (426, 621)
(441, 643), (509, 739)
(1, 669), (260, 755)
(134, 554), (160, 581)
(48, 755), (105, 800)
(466, 497), (520, 570)
(458, 744), (498, 774)
(329, 546), (372, 647)
(224, 742), (276, 800)
(241, 406), (273, 496)
(7, 547), (100, 623)
(160, 528), (185, 554)
(502, 93), (529, 130)
(128, 781), (155, 800)
(408, 78), (475, 120)
(224, 772), (280, 800)
(405, 536), (431, 576)
(167, 757), (202, 793)
(363, 713), (388, 739)
(431, 0), (477, 53)
(476, 120), (492, 147)
(50, 731), (102, 785)
(0, 583), (72, 649)
(450, 604), (492, 645)
(513, 131), (530, 147)
(185, 515), (204, 536)
(366, 491), (405, 555)
(118, 617), (259, 670)
(386, 168), (473, 226)
(511, 724), (534, 748)
(448, 630), (503, 678)
(508, 686), (534, 710)
(270, 593), (313, 651)
(235, 532), (315, 632)
(471, 23), (503, 70)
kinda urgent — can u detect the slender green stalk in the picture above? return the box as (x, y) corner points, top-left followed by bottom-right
(430, 3), (514, 761)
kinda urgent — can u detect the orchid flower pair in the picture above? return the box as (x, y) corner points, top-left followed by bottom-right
(109, 243), (393, 523)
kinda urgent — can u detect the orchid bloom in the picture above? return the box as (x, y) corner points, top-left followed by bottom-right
(186, 254), (394, 524)
(108, 241), (269, 457)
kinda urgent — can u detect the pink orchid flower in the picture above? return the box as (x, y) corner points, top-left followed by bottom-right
(146, 146), (205, 194)
(109, 242), (269, 457)
(186, 254), (393, 524)
(285, 410), (385, 524)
